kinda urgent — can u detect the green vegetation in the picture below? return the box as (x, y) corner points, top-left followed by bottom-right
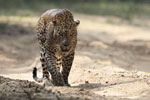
(0, 0), (150, 19)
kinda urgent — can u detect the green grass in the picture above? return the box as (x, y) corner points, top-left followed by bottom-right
(0, 0), (150, 19)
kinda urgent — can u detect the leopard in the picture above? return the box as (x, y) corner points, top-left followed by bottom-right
(32, 9), (80, 86)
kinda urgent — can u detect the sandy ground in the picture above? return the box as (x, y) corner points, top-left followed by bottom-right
(0, 14), (150, 100)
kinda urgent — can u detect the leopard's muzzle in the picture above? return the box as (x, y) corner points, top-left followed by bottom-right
(61, 46), (70, 52)
(61, 39), (70, 52)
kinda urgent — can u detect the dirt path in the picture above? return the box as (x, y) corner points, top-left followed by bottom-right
(0, 15), (150, 100)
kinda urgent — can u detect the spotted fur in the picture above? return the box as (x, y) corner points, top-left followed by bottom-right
(33, 9), (80, 86)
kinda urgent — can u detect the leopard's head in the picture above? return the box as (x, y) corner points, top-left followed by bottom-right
(52, 9), (80, 52)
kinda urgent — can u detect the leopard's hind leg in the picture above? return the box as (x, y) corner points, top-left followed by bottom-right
(33, 47), (53, 86)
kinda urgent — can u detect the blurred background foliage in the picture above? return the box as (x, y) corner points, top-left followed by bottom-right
(0, 0), (150, 19)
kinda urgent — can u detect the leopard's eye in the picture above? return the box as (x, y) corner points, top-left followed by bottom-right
(69, 30), (75, 37)
(69, 34), (73, 37)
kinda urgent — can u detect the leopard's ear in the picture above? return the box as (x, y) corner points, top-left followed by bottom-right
(74, 20), (80, 27)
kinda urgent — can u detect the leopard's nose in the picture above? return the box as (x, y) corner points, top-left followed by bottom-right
(63, 40), (69, 46)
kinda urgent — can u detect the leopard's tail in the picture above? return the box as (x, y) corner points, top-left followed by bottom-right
(32, 67), (43, 83)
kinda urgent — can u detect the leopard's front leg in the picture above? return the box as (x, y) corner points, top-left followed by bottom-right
(62, 52), (74, 86)
(45, 52), (66, 86)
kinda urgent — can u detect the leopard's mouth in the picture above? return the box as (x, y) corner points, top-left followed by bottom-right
(61, 46), (70, 52)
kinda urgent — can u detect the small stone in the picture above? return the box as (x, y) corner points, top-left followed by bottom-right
(57, 91), (61, 94)
(95, 73), (99, 75)
(79, 88), (84, 91)
(110, 83), (117, 85)
(85, 81), (89, 84)
(121, 75), (124, 77)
